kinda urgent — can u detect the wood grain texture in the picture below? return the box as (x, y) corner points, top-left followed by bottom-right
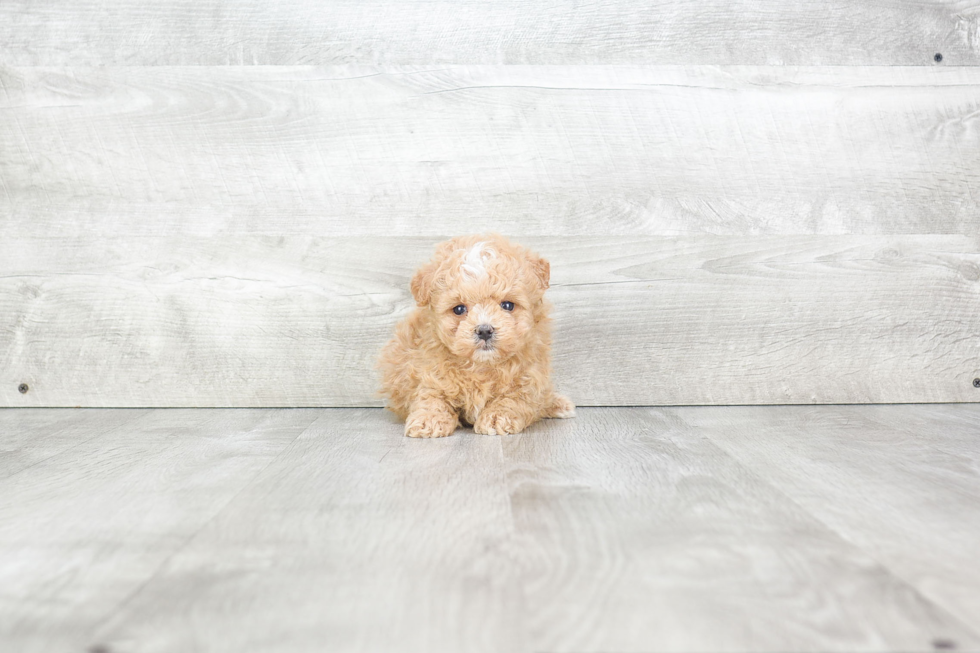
(0, 408), (320, 653)
(679, 404), (980, 638)
(2, 235), (978, 407)
(90, 409), (523, 653)
(1, 0), (978, 66)
(0, 408), (150, 479)
(2, 65), (979, 238)
(3, 406), (979, 652)
(849, 403), (980, 461)
(503, 407), (980, 652)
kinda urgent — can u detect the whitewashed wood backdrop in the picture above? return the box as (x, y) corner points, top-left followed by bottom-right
(1, 2), (979, 407)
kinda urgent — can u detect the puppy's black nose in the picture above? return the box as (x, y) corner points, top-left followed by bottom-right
(475, 324), (494, 341)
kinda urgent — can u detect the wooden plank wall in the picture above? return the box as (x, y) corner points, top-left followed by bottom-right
(1, 2), (978, 407)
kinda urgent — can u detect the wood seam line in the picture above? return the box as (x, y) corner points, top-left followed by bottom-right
(0, 409), (152, 483)
(681, 407), (980, 641)
(88, 407), (322, 630)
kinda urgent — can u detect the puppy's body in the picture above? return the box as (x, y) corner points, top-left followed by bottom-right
(379, 234), (574, 438)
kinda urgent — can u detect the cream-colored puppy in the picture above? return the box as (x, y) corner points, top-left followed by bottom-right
(379, 234), (575, 438)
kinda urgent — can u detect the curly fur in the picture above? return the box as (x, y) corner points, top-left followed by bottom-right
(378, 234), (575, 438)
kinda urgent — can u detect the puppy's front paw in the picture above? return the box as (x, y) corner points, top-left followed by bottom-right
(474, 411), (526, 436)
(405, 410), (458, 438)
(546, 393), (576, 419)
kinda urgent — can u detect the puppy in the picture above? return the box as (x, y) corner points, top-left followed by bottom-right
(379, 234), (575, 438)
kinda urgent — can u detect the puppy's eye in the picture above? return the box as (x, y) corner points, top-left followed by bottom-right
(501, 301), (515, 311)
(453, 304), (467, 316)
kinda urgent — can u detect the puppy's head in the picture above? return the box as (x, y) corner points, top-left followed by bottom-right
(411, 234), (550, 362)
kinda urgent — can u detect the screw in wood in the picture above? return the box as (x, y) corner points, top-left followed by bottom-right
(18, 383), (29, 394)
(934, 53), (943, 63)
(932, 638), (957, 650)
(974, 378), (980, 388)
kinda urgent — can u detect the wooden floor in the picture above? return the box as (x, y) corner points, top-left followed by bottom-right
(1, 406), (978, 653)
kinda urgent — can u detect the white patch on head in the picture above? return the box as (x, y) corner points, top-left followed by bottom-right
(459, 241), (496, 279)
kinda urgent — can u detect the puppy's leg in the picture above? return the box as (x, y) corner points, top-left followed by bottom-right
(405, 395), (459, 439)
(474, 398), (534, 436)
(543, 393), (576, 419)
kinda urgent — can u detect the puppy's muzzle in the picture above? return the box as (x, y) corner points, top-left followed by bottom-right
(475, 324), (495, 342)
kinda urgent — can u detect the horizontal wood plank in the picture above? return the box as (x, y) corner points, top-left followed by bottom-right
(1, 235), (977, 407)
(2, 65), (979, 238)
(1, 0), (978, 66)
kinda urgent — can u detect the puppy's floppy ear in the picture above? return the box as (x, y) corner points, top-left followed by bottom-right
(410, 260), (437, 306)
(526, 252), (550, 290)
(411, 239), (457, 306)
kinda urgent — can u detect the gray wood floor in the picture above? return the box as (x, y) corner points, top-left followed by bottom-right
(1, 406), (978, 652)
